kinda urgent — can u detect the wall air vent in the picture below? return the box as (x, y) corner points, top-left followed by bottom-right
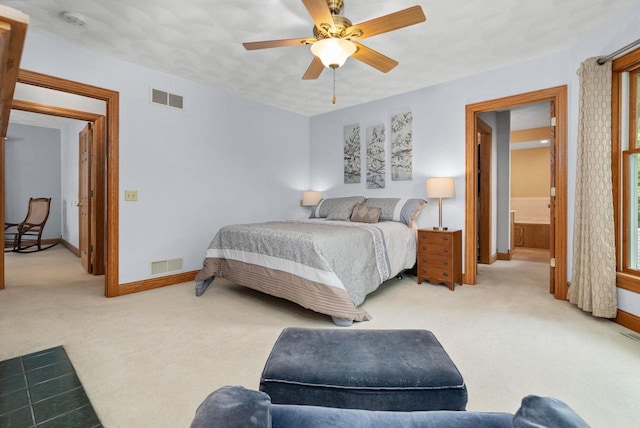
(621, 331), (640, 343)
(150, 258), (184, 276)
(168, 93), (183, 109)
(151, 88), (184, 110)
(151, 89), (168, 105)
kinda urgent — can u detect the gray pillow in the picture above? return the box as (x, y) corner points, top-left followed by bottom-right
(310, 196), (366, 220)
(513, 395), (590, 428)
(364, 198), (426, 226)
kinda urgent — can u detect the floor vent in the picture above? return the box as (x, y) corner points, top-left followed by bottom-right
(620, 331), (640, 343)
(151, 88), (184, 110)
(150, 258), (183, 275)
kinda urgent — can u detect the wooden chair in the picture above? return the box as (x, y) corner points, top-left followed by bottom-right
(4, 197), (56, 253)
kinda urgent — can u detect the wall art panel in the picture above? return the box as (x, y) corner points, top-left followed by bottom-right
(366, 124), (385, 189)
(343, 123), (361, 184)
(391, 112), (413, 181)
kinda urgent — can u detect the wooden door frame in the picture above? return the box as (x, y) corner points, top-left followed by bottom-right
(477, 118), (493, 264)
(1, 69), (119, 296)
(0, 5), (28, 291)
(12, 100), (104, 274)
(464, 85), (568, 300)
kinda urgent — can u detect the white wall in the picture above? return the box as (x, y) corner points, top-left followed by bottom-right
(5, 123), (62, 240)
(18, 32), (311, 284)
(310, 4), (640, 317)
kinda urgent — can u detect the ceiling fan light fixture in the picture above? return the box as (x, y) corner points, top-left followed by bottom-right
(311, 38), (356, 68)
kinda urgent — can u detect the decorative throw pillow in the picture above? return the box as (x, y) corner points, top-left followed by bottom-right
(310, 196), (366, 220)
(350, 205), (381, 223)
(364, 198), (426, 226)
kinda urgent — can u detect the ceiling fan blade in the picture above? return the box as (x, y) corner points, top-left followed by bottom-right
(302, 56), (325, 80)
(348, 6), (426, 41)
(302, 0), (336, 33)
(352, 43), (398, 73)
(243, 37), (312, 50)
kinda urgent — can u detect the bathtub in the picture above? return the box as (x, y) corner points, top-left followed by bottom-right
(511, 198), (550, 249)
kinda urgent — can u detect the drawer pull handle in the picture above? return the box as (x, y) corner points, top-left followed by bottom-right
(443, 261), (449, 265)
(442, 237), (449, 241)
(443, 272), (449, 277)
(443, 248), (449, 253)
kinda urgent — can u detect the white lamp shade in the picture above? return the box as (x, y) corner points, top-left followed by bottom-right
(426, 177), (455, 199)
(302, 191), (322, 206)
(310, 38), (356, 68)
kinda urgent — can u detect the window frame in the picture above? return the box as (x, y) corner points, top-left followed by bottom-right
(613, 49), (640, 292)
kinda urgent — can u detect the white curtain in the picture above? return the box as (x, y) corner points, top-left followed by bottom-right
(570, 57), (617, 318)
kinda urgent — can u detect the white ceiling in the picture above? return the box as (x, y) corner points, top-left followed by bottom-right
(510, 102), (551, 132)
(510, 102), (551, 150)
(2, 0), (636, 116)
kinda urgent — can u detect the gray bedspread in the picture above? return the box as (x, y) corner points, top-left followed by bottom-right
(195, 220), (415, 321)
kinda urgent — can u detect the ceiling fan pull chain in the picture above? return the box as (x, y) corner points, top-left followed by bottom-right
(332, 67), (337, 104)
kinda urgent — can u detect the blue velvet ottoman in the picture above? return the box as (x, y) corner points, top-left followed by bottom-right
(259, 328), (468, 412)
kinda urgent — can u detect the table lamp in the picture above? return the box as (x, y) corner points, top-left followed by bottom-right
(301, 191), (322, 207)
(426, 177), (455, 230)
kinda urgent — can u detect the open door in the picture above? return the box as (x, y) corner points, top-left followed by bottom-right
(0, 5), (28, 291)
(78, 119), (105, 275)
(465, 86), (568, 301)
(79, 123), (91, 272)
(8, 68), (117, 295)
(477, 118), (493, 264)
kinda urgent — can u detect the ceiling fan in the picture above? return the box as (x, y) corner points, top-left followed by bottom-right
(243, 0), (427, 86)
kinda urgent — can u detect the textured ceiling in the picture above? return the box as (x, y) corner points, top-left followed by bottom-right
(2, 0), (637, 116)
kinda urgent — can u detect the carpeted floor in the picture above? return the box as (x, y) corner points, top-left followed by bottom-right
(1, 246), (639, 427)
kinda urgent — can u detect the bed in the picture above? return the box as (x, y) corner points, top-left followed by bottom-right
(195, 197), (425, 325)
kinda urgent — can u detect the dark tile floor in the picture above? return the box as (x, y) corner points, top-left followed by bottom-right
(0, 346), (101, 428)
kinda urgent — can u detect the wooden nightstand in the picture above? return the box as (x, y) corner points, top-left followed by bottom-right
(417, 229), (462, 291)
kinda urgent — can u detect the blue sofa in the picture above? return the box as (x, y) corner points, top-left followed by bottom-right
(190, 386), (590, 428)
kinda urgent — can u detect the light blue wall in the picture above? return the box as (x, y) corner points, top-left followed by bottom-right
(478, 111), (499, 255)
(310, 3), (640, 316)
(5, 123), (62, 240)
(496, 111), (511, 254)
(310, 49), (569, 232)
(18, 32), (311, 283)
(12, 2), (640, 316)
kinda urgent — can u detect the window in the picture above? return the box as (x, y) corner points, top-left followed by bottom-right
(613, 48), (640, 291)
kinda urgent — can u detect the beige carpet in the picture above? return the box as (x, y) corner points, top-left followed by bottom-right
(1, 246), (639, 427)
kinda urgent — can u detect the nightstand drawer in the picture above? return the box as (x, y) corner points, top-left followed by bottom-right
(418, 231), (456, 245)
(418, 254), (452, 268)
(418, 244), (453, 257)
(419, 267), (454, 283)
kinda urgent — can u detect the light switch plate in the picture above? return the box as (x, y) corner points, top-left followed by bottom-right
(124, 190), (138, 201)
